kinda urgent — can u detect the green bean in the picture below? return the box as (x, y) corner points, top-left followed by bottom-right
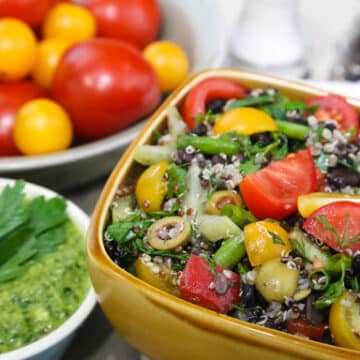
(308, 269), (330, 291)
(213, 234), (245, 269)
(220, 204), (257, 228)
(227, 95), (276, 110)
(176, 135), (240, 156)
(274, 120), (310, 140)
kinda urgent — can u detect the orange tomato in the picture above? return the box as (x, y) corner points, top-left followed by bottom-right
(144, 40), (189, 92)
(214, 108), (277, 135)
(14, 99), (73, 155)
(43, 3), (96, 41)
(32, 38), (74, 89)
(0, 18), (37, 80)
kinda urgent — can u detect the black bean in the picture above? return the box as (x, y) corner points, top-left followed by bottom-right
(264, 318), (284, 331)
(324, 122), (337, 131)
(214, 273), (228, 295)
(206, 98), (226, 114)
(232, 152), (246, 163)
(352, 254), (360, 276)
(211, 154), (226, 165)
(189, 123), (208, 136)
(241, 284), (257, 308)
(246, 307), (265, 323)
(250, 132), (273, 146)
(174, 149), (195, 164)
(326, 167), (360, 188)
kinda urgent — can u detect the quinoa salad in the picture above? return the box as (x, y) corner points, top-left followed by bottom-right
(103, 77), (360, 350)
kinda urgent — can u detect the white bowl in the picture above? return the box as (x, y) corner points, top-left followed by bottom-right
(0, 178), (97, 360)
(0, 0), (226, 191)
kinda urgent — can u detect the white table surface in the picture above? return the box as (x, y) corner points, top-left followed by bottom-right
(63, 1), (360, 359)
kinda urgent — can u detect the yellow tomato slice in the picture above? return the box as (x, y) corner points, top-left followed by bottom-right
(298, 192), (360, 218)
(213, 107), (277, 135)
(244, 221), (290, 266)
(135, 161), (168, 212)
(329, 291), (360, 350)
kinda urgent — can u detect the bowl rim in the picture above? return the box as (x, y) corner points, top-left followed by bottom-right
(0, 178), (97, 360)
(88, 69), (360, 359)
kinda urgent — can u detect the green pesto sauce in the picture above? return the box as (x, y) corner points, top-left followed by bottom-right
(0, 221), (90, 354)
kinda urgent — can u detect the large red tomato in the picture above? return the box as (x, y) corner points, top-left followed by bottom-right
(51, 38), (161, 140)
(0, 81), (46, 156)
(240, 149), (317, 220)
(85, 0), (161, 49)
(0, 0), (50, 28)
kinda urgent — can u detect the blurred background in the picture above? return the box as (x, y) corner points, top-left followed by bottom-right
(221, 0), (359, 82)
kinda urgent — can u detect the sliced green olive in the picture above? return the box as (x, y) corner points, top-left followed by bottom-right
(255, 258), (299, 302)
(206, 190), (243, 215)
(135, 256), (178, 295)
(147, 216), (191, 250)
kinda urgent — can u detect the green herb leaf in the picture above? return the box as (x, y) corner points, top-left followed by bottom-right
(227, 94), (276, 110)
(166, 164), (188, 198)
(0, 180), (27, 239)
(238, 160), (261, 176)
(134, 238), (189, 261)
(314, 268), (345, 309)
(27, 196), (67, 235)
(269, 231), (285, 245)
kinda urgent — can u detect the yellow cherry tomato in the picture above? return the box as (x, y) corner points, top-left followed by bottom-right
(329, 291), (360, 350)
(298, 192), (360, 218)
(135, 161), (168, 212)
(0, 18), (37, 81)
(135, 256), (178, 295)
(213, 108), (277, 136)
(32, 38), (74, 89)
(143, 40), (189, 92)
(14, 99), (73, 155)
(244, 221), (291, 266)
(43, 3), (96, 41)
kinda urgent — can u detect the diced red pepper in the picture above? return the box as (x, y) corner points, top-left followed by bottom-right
(179, 254), (241, 313)
(285, 318), (325, 341)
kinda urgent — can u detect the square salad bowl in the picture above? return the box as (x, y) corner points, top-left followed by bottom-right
(87, 69), (360, 360)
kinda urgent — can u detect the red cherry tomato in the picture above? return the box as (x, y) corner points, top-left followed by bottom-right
(305, 95), (359, 139)
(52, 38), (161, 140)
(179, 254), (241, 314)
(85, 0), (161, 49)
(303, 201), (360, 255)
(0, 81), (45, 156)
(0, 0), (50, 28)
(181, 77), (248, 128)
(240, 149), (317, 220)
(285, 318), (325, 341)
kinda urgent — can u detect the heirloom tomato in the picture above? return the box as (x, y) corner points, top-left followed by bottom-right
(52, 39), (161, 140)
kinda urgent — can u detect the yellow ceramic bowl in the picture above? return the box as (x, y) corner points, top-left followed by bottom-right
(87, 69), (360, 360)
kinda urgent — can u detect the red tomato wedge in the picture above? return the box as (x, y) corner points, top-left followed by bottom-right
(179, 254), (240, 314)
(181, 77), (248, 128)
(303, 201), (360, 255)
(285, 318), (325, 341)
(305, 95), (359, 139)
(240, 149), (317, 220)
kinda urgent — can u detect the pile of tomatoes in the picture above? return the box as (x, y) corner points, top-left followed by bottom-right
(0, 0), (190, 156)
